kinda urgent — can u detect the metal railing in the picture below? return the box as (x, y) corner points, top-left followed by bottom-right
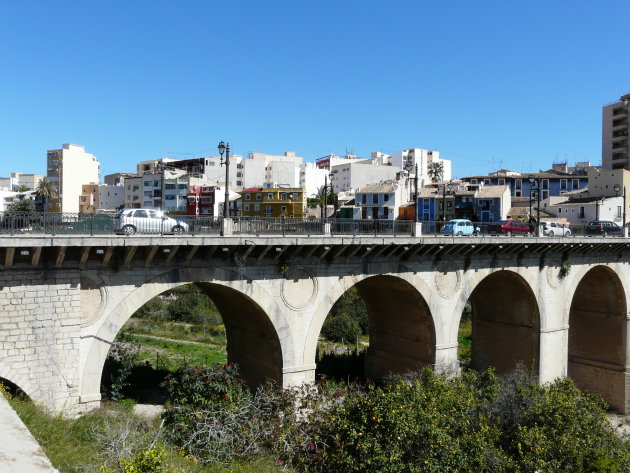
(1, 211), (628, 239)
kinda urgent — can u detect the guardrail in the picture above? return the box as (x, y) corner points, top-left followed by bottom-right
(0, 211), (627, 238)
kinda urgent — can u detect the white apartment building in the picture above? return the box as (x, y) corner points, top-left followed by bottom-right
(390, 148), (452, 187)
(354, 183), (408, 220)
(47, 144), (100, 213)
(602, 93), (630, 170)
(330, 155), (401, 193)
(299, 162), (328, 197)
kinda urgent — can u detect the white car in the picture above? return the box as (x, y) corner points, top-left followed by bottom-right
(541, 221), (571, 237)
(113, 208), (189, 236)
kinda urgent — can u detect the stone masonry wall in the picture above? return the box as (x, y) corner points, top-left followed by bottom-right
(0, 269), (82, 414)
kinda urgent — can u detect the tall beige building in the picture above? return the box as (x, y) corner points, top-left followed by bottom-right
(47, 144), (100, 213)
(603, 93), (630, 170)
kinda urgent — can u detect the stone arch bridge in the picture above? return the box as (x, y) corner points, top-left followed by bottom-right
(0, 234), (629, 414)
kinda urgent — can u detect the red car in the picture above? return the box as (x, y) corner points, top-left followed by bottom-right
(499, 220), (534, 236)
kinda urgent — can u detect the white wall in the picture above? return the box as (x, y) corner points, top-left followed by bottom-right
(54, 144), (100, 213)
(331, 161), (401, 193)
(300, 163), (327, 197)
(98, 185), (124, 211)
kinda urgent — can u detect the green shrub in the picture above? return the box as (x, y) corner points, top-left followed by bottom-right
(321, 313), (361, 343)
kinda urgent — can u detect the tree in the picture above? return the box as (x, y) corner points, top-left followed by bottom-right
(428, 161), (444, 183)
(6, 198), (35, 213)
(35, 178), (55, 211)
(15, 185), (30, 192)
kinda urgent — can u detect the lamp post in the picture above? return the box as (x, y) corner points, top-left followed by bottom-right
(528, 176), (542, 236)
(322, 174), (327, 219)
(327, 171), (335, 218)
(441, 180), (453, 221)
(218, 141), (230, 233)
(404, 162), (420, 223)
(614, 184), (627, 235)
(596, 195), (606, 221)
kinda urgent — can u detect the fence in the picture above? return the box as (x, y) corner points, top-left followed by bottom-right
(0, 211), (626, 238)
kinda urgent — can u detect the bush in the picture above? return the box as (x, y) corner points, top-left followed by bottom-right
(321, 313), (361, 343)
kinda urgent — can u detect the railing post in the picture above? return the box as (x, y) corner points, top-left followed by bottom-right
(413, 222), (422, 237)
(223, 217), (233, 236)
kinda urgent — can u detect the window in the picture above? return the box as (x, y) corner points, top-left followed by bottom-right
(542, 179), (549, 189)
(293, 192), (299, 200)
(165, 183), (176, 189)
(281, 206), (287, 212)
(256, 193), (262, 200)
(178, 184), (187, 189)
(165, 194), (176, 200)
(515, 190), (522, 197)
(134, 210), (148, 218)
(280, 192), (287, 200)
(579, 206), (585, 218)
(362, 194), (367, 204)
(423, 199), (429, 209)
(560, 179), (567, 189)
(265, 205), (272, 214)
(498, 178), (505, 185)
(245, 194), (251, 200)
(484, 179), (491, 185)
(254, 204), (260, 211)
(154, 181), (159, 187)
(267, 193), (274, 199)
(243, 204), (249, 211)
(144, 181), (152, 187)
(572, 179), (579, 189)
(372, 194), (378, 204)
(471, 179), (478, 184)
(515, 179), (522, 189)
(201, 197), (213, 204)
(542, 191), (549, 199)
(384, 194), (390, 202)
(618, 206), (622, 218)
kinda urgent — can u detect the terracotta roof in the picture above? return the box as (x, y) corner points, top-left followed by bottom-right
(475, 185), (509, 198)
(357, 184), (398, 193)
(240, 187), (263, 193)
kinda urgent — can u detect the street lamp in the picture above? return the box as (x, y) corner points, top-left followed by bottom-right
(327, 171), (335, 218)
(614, 184), (627, 234)
(528, 176), (542, 236)
(404, 162), (419, 223)
(217, 141), (230, 232)
(441, 180), (453, 221)
(596, 195), (605, 221)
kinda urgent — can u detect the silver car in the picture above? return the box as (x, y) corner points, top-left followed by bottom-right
(113, 208), (189, 236)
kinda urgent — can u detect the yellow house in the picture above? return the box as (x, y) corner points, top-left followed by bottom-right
(239, 187), (307, 218)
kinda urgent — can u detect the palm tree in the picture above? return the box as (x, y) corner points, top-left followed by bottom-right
(428, 162), (444, 183)
(16, 184), (30, 192)
(35, 178), (55, 212)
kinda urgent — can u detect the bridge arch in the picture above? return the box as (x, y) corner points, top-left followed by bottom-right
(306, 273), (437, 381)
(0, 365), (37, 403)
(80, 267), (293, 405)
(455, 269), (541, 374)
(567, 265), (629, 412)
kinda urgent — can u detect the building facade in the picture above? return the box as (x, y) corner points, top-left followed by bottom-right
(602, 93), (630, 170)
(239, 187), (307, 218)
(46, 144), (100, 213)
(355, 183), (408, 220)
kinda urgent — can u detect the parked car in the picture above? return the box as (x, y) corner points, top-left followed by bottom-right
(541, 221), (571, 237)
(585, 220), (622, 237)
(498, 220), (534, 236)
(113, 208), (189, 235)
(441, 219), (480, 236)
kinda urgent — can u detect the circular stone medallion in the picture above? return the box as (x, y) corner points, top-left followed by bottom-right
(435, 262), (461, 299)
(80, 275), (105, 326)
(281, 268), (317, 310)
(546, 260), (563, 289)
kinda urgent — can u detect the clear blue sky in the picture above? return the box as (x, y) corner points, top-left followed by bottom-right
(1, 1), (629, 179)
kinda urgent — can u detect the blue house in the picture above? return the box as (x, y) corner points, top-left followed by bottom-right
(417, 184), (511, 222)
(461, 166), (590, 200)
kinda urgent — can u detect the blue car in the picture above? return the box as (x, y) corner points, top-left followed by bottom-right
(441, 219), (480, 236)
